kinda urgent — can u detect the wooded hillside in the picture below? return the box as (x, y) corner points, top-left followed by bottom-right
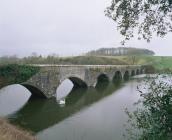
(86, 47), (155, 56)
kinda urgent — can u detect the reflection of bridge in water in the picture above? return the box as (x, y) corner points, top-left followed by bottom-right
(9, 81), (125, 133)
(20, 65), (144, 98)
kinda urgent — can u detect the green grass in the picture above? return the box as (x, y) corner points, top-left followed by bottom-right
(62, 55), (172, 72)
(59, 56), (128, 65)
(1, 55), (172, 72)
(99, 55), (172, 72)
(152, 56), (172, 70)
(132, 56), (172, 71)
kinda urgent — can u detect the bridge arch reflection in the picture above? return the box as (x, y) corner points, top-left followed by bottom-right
(9, 82), (122, 133)
(113, 71), (122, 82)
(131, 70), (135, 76)
(123, 71), (130, 80)
(136, 69), (140, 75)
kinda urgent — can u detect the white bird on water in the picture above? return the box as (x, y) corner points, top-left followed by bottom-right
(58, 98), (65, 105)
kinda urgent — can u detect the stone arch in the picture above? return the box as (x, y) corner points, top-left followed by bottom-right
(123, 71), (130, 80)
(131, 70), (135, 76)
(113, 71), (122, 82)
(68, 77), (87, 88)
(136, 69), (140, 75)
(95, 73), (109, 87)
(97, 73), (109, 83)
(21, 84), (47, 99)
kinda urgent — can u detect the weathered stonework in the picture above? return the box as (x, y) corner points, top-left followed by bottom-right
(22, 65), (144, 98)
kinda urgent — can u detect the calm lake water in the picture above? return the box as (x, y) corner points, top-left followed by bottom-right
(0, 76), (145, 140)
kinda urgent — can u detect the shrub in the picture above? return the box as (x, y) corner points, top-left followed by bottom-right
(0, 64), (40, 86)
(125, 75), (172, 140)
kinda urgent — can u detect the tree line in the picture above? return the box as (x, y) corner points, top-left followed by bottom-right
(0, 54), (128, 65)
(86, 47), (155, 56)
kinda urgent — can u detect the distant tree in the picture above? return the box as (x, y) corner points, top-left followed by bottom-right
(46, 53), (59, 64)
(105, 0), (172, 43)
(86, 47), (155, 56)
(0, 55), (19, 65)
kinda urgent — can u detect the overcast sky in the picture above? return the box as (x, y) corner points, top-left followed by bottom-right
(0, 0), (172, 57)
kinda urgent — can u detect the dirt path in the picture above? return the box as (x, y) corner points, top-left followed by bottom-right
(0, 118), (36, 140)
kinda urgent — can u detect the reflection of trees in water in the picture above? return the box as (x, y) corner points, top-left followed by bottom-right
(113, 71), (122, 83)
(95, 81), (109, 92)
(8, 82), (122, 133)
(65, 88), (87, 106)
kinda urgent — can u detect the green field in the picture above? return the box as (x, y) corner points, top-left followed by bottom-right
(98, 55), (172, 72)
(150, 56), (172, 70)
(60, 55), (172, 72)
(1, 55), (172, 72)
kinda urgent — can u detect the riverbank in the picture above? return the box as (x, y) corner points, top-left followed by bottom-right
(0, 117), (36, 140)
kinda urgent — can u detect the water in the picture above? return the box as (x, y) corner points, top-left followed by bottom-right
(0, 77), (143, 140)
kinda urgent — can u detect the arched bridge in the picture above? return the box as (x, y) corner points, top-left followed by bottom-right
(22, 65), (144, 98)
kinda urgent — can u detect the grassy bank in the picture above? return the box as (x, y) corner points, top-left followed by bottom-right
(101, 55), (172, 72)
(56, 55), (172, 72)
(0, 64), (40, 88)
(0, 56), (172, 76)
(0, 117), (36, 140)
(0, 55), (128, 65)
(134, 56), (172, 72)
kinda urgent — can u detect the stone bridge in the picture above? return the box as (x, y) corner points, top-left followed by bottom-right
(22, 65), (144, 98)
